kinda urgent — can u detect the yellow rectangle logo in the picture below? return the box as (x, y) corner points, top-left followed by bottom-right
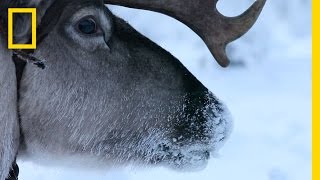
(8, 8), (37, 49)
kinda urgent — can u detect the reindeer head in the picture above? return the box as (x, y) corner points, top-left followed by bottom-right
(0, 0), (266, 178)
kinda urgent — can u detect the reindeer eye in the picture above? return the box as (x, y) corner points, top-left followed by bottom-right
(77, 18), (97, 34)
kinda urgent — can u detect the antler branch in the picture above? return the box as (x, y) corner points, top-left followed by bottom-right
(105, 0), (266, 67)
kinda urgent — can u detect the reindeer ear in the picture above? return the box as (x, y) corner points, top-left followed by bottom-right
(0, 37), (20, 180)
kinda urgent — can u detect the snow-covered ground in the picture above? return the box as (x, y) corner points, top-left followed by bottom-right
(19, 0), (312, 179)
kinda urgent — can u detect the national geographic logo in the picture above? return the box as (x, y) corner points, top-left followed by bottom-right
(8, 8), (37, 49)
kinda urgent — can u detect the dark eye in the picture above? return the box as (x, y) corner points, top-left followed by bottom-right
(78, 18), (97, 34)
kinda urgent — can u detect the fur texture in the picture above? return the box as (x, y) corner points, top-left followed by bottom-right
(0, 36), (19, 180)
(0, 0), (232, 178)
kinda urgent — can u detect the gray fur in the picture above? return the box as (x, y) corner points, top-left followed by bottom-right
(0, 36), (19, 180)
(0, 0), (232, 178)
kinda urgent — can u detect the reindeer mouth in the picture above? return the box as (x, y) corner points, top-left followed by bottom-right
(149, 143), (212, 171)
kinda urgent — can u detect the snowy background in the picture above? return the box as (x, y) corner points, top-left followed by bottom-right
(19, 0), (312, 179)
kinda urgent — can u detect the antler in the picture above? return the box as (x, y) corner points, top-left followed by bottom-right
(105, 0), (266, 67)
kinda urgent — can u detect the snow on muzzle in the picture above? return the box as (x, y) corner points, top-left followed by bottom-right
(147, 92), (233, 170)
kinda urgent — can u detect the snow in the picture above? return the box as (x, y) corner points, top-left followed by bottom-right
(19, 0), (311, 179)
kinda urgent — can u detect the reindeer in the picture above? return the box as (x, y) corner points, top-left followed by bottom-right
(0, 0), (266, 179)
